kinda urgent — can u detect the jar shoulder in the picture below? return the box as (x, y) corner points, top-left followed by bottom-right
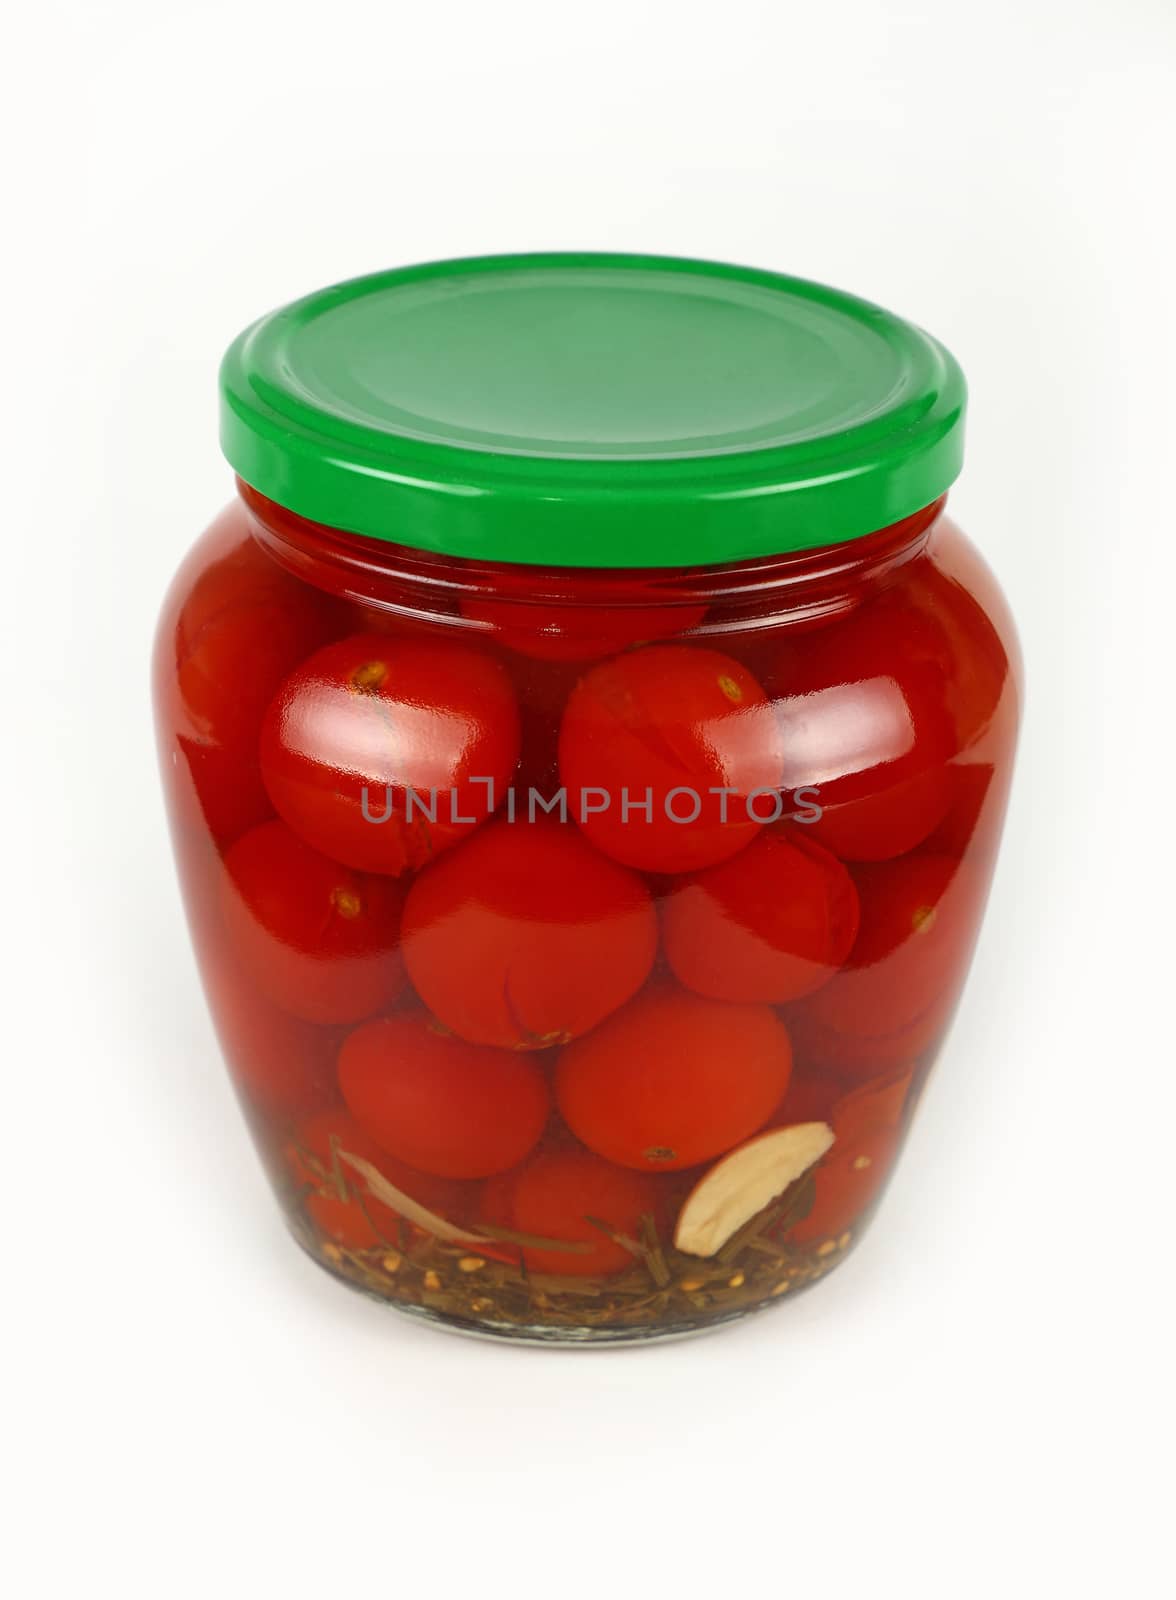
(153, 500), (276, 659)
(924, 517), (1023, 695)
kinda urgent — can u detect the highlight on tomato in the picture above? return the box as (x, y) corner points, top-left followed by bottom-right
(259, 633), (521, 876)
(770, 587), (958, 861)
(558, 644), (785, 874)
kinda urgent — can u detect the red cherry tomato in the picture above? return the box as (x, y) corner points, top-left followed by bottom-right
(401, 819), (658, 1049)
(481, 1151), (667, 1277)
(166, 514), (339, 844)
(204, 951), (340, 1123)
(792, 1069), (914, 1241)
(477, 1169), (518, 1225)
(285, 1109), (470, 1248)
(663, 825), (860, 1003)
(259, 634), (521, 876)
(786, 855), (979, 1075)
(806, 766), (953, 863)
(337, 1012), (550, 1178)
(790, 1125), (902, 1243)
(768, 1064), (845, 1127)
(771, 1062), (913, 1133)
(925, 762), (1000, 859)
(556, 988), (793, 1171)
(904, 528), (1019, 753)
(771, 587), (957, 861)
(287, 1112), (400, 1248)
(171, 739), (272, 850)
(836, 1068), (916, 1132)
(558, 645), (784, 873)
(221, 821), (406, 1025)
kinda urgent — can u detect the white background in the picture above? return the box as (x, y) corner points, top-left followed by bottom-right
(4, 3), (1173, 1595)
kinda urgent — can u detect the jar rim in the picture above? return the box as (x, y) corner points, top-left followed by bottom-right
(220, 252), (966, 569)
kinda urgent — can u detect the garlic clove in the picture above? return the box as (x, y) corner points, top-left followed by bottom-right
(673, 1122), (835, 1258)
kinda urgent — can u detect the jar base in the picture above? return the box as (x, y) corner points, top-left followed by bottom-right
(288, 1224), (845, 1348)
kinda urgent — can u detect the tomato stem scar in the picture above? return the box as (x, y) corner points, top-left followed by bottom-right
(351, 660), (388, 692)
(330, 886), (363, 919)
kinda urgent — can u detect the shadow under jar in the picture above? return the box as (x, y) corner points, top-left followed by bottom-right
(153, 254), (1020, 1344)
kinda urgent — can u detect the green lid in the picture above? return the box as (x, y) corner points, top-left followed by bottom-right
(220, 253), (965, 569)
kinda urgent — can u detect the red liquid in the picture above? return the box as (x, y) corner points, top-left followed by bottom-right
(153, 489), (1020, 1341)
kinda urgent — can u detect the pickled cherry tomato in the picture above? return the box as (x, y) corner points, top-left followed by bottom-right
(259, 634), (520, 876)
(904, 531), (1018, 752)
(337, 1013), (550, 1178)
(221, 821), (406, 1024)
(168, 517), (338, 843)
(926, 763), (998, 860)
(663, 825), (860, 1003)
(771, 1064), (911, 1138)
(807, 767), (953, 863)
(401, 820), (657, 1049)
(286, 1109), (470, 1248)
(769, 1064), (845, 1127)
(790, 1124), (901, 1243)
(788, 1070), (914, 1243)
(556, 988), (793, 1171)
(204, 953), (340, 1122)
(787, 854), (979, 1074)
(173, 529), (331, 748)
(558, 645), (784, 873)
(772, 589), (956, 861)
(287, 1112), (399, 1248)
(835, 1068), (916, 1133)
(481, 1151), (666, 1277)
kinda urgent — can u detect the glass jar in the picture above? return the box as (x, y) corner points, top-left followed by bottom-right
(154, 254), (1020, 1344)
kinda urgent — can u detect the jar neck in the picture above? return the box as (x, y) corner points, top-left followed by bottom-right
(238, 480), (944, 633)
